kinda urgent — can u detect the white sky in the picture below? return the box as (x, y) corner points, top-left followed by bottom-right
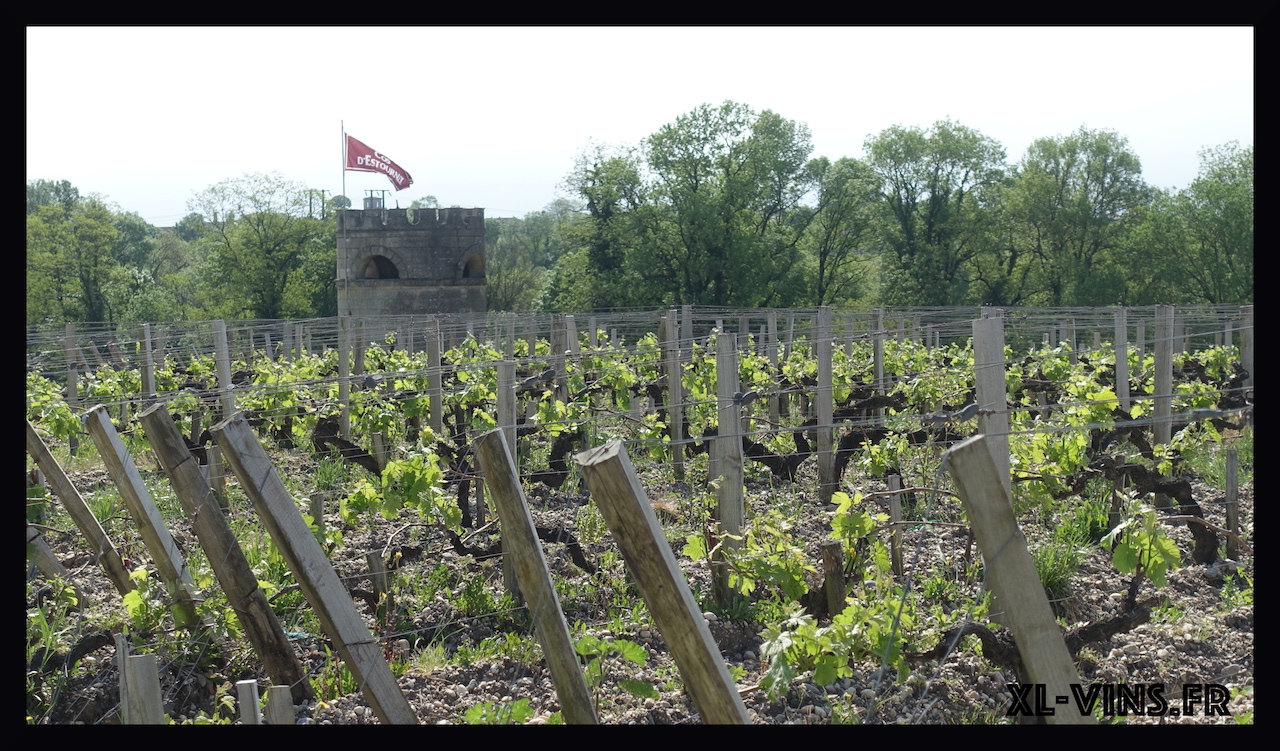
(28, 26), (1253, 226)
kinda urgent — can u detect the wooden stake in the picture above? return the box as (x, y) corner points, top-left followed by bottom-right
(210, 412), (412, 723)
(474, 430), (598, 724)
(945, 435), (1093, 725)
(575, 442), (750, 724)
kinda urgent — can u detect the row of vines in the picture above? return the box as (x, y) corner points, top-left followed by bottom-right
(26, 306), (1253, 724)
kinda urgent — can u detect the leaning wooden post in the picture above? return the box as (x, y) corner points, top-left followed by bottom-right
(713, 332), (745, 607)
(1114, 308), (1130, 412)
(945, 435), (1094, 725)
(973, 308), (1011, 499)
(575, 442), (750, 724)
(26, 420), (135, 597)
(139, 403), (313, 704)
(27, 524), (86, 608)
(211, 412), (415, 723)
(816, 306), (835, 503)
(83, 406), (204, 630)
(474, 430), (598, 724)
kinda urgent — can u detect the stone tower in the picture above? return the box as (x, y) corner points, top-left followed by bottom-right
(335, 206), (486, 317)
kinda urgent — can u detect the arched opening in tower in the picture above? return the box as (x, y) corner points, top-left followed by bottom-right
(462, 253), (486, 279)
(359, 255), (400, 279)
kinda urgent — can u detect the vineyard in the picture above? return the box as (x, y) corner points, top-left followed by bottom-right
(26, 305), (1253, 725)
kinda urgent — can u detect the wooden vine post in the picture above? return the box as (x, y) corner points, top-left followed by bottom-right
(816, 306), (835, 503)
(211, 412), (414, 723)
(713, 332), (745, 607)
(83, 406), (205, 631)
(766, 310), (780, 426)
(339, 315), (352, 440)
(1239, 305), (1253, 391)
(138, 323), (156, 398)
(575, 442), (750, 724)
(1153, 305), (1174, 451)
(972, 308), (1011, 499)
(473, 430), (598, 725)
(212, 319), (236, 421)
(946, 435), (1094, 725)
(138, 403), (313, 704)
(551, 314), (569, 404)
(26, 420), (135, 597)
(124, 653), (165, 724)
(495, 359), (519, 599)
(873, 307), (886, 426)
(426, 320), (444, 436)
(662, 310), (685, 481)
(1114, 308), (1130, 412)
(1225, 447), (1239, 561)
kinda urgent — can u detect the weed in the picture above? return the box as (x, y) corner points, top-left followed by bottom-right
(464, 698), (534, 725)
(26, 578), (80, 724)
(311, 645), (359, 701)
(1032, 537), (1084, 614)
(1151, 599), (1184, 624)
(575, 633), (658, 714)
(1219, 572), (1253, 610)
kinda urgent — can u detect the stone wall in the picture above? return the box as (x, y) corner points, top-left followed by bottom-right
(336, 207), (487, 317)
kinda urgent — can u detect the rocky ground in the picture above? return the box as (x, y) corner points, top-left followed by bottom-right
(29, 444), (1253, 726)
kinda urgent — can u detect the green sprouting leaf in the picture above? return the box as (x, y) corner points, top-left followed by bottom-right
(614, 639), (649, 665)
(683, 533), (707, 560)
(575, 635), (602, 657)
(620, 679), (659, 699)
(1112, 540), (1139, 575)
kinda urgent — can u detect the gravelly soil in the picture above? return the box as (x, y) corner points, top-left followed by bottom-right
(30, 440), (1253, 726)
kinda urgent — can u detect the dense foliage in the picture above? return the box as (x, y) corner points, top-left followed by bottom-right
(27, 105), (1251, 325)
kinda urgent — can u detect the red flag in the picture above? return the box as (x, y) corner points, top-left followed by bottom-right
(344, 134), (414, 191)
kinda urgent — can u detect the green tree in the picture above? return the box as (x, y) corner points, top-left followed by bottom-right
(188, 172), (334, 319)
(549, 145), (654, 310)
(485, 200), (582, 312)
(26, 194), (119, 323)
(1133, 142), (1252, 304)
(865, 119), (1006, 306)
(554, 102), (816, 310)
(644, 101), (813, 307)
(1001, 127), (1149, 305)
(800, 156), (880, 305)
(173, 212), (208, 242)
(27, 179), (80, 215)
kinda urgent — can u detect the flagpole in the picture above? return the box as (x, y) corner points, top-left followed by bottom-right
(340, 120), (346, 203)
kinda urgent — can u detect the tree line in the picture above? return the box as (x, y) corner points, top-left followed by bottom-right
(27, 101), (1251, 326)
